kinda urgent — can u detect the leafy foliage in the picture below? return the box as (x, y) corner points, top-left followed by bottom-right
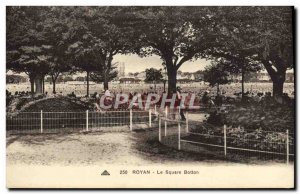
(210, 6), (293, 100)
(122, 7), (219, 92)
(145, 68), (163, 83)
(7, 7), (54, 74)
(6, 6), (293, 98)
(203, 60), (232, 88)
(90, 63), (118, 83)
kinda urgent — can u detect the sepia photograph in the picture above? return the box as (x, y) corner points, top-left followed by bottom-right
(5, 5), (295, 189)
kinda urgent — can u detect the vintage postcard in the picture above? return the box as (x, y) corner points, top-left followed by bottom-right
(6, 6), (295, 189)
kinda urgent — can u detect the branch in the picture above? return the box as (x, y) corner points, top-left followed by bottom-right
(173, 55), (179, 66)
(261, 59), (277, 81)
(176, 54), (193, 70)
(112, 46), (121, 55)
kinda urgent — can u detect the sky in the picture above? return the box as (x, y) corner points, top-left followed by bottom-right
(6, 54), (212, 77)
(6, 53), (294, 77)
(113, 54), (212, 74)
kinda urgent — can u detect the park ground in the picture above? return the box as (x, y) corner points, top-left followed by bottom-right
(7, 126), (290, 166)
(6, 111), (294, 188)
(7, 82), (295, 97)
(6, 129), (294, 188)
(6, 83), (295, 188)
(7, 130), (229, 166)
(6, 113), (229, 166)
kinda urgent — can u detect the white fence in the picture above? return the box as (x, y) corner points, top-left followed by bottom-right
(7, 109), (158, 134)
(6, 106), (295, 164)
(158, 113), (294, 164)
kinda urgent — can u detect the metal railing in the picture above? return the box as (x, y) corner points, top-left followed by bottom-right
(158, 110), (294, 164)
(6, 109), (158, 134)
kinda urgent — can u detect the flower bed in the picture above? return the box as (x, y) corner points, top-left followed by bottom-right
(186, 123), (294, 154)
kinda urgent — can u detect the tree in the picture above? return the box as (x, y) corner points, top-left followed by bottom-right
(63, 76), (73, 82)
(227, 57), (261, 100)
(125, 7), (218, 93)
(212, 6), (293, 102)
(182, 72), (192, 79)
(193, 70), (205, 81)
(67, 41), (100, 96)
(6, 75), (27, 84)
(7, 7), (52, 95)
(48, 62), (70, 93)
(56, 75), (64, 83)
(75, 76), (85, 82)
(203, 61), (232, 95)
(66, 7), (136, 90)
(209, 55), (261, 100)
(255, 7), (293, 102)
(42, 7), (72, 94)
(90, 62), (118, 84)
(6, 7), (73, 95)
(145, 68), (163, 90)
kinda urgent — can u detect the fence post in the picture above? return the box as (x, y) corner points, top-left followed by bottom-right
(40, 110), (43, 134)
(159, 117), (161, 142)
(165, 106), (168, 118)
(164, 106), (168, 136)
(286, 129), (289, 165)
(149, 109), (152, 127)
(224, 124), (227, 156)
(186, 111), (189, 133)
(130, 109), (133, 131)
(178, 121), (181, 150)
(86, 110), (89, 132)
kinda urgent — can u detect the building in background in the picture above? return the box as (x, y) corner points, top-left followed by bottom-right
(256, 72), (270, 82)
(118, 62), (125, 77)
(119, 77), (141, 84)
(6, 74), (28, 84)
(286, 72), (294, 83)
(135, 71), (146, 80)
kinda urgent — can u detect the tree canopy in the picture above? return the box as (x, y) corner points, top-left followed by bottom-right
(145, 68), (163, 83)
(210, 6), (293, 101)
(6, 6), (294, 100)
(203, 60), (232, 95)
(121, 7), (220, 93)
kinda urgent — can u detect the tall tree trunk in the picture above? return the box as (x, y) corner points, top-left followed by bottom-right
(217, 83), (220, 96)
(34, 74), (43, 95)
(53, 81), (56, 94)
(51, 73), (60, 94)
(103, 72), (109, 89)
(42, 76), (45, 94)
(103, 56), (113, 90)
(86, 71), (90, 97)
(262, 60), (286, 103)
(272, 77), (285, 103)
(103, 80), (109, 90)
(164, 53), (191, 94)
(30, 80), (34, 95)
(241, 67), (245, 101)
(27, 73), (36, 95)
(51, 75), (57, 94)
(167, 67), (177, 94)
(29, 75), (35, 95)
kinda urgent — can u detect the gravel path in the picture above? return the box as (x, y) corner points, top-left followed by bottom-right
(6, 113), (225, 167)
(7, 132), (152, 166)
